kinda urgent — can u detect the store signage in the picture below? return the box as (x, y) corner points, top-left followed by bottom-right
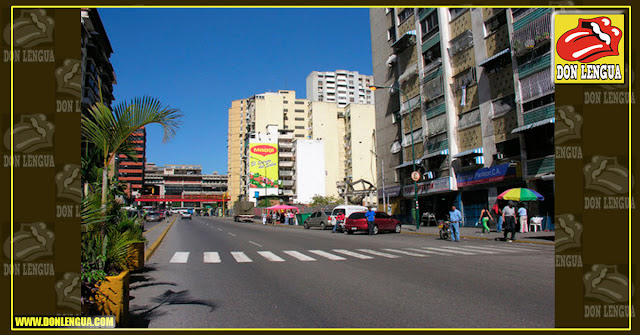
(456, 163), (517, 187)
(402, 177), (451, 197)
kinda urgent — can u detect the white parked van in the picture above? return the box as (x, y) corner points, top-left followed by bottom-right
(330, 205), (368, 232)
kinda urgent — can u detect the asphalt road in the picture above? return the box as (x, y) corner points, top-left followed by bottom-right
(129, 216), (555, 329)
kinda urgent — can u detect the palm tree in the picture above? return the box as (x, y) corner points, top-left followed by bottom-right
(81, 97), (182, 208)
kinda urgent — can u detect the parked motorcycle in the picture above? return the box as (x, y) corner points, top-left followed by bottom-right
(438, 220), (450, 240)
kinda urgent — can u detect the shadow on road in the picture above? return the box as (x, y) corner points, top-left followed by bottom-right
(129, 265), (216, 328)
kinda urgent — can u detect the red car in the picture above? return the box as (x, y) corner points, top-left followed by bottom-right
(343, 211), (402, 235)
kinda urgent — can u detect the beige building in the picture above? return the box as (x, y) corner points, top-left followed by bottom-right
(307, 101), (377, 204)
(227, 90), (309, 204)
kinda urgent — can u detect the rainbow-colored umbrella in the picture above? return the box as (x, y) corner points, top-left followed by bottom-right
(497, 188), (544, 201)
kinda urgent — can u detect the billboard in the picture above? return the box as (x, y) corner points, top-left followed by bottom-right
(249, 143), (279, 188)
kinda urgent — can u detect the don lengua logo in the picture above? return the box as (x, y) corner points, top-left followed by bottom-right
(584, 265), (632, 304)
(3, 223), (55, 261)
(555, 214), (583, 253)
(555, 14), (625, 84)
(555, 105), (583, 144)
(3, 114), (55, 153)
(584, 156), (632, 195)
(56, 272), (81, 311)
(3, 9), (55, 47)
(55, 59), (82, 97)
(56, 164), (81, 202)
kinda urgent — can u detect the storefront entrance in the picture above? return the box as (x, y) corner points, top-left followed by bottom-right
(461, 190), (488, 226)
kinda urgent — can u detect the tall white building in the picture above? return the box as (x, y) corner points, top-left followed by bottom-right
(306, 70), (375, 107)
(294, 140), (326, 204)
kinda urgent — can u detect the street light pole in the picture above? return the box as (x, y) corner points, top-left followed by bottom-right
(370, 85), (420, 230)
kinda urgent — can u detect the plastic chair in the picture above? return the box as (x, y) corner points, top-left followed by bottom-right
(529, 217), (543, 232)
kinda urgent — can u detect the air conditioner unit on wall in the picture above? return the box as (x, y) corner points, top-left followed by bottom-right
(423, 171), (434, 180)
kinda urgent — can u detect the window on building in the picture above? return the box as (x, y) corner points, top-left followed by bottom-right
(453, 67), (477, 91)
(385, 8), (393, 15)
(294, 117), (305, 121)
(397, 8), (414, 25)
(295, 101), (305, 104)
(283, 100), (289, 104)
(449, 8), (467, 20)
(295, 134), (304, 138)
(484, 10), (507, 35)
(420, 11), (439, 38)
(295, 109), (305, 113)
(387, 27), (397, 42)
(283, 109), (288, 113)
(350, 98), (355, 102)
(295, 126), (304, 129)
(394, 169), (400, 182)
(422, 44), (442, 69)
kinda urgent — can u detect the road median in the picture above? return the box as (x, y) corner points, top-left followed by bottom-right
(145, 215), (178, 261)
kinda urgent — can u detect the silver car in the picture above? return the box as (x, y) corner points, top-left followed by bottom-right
(303, 211), (333, 230)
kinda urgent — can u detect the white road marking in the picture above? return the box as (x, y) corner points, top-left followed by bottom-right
(257, 251), (286, 262)
(356, 249), (400, 258)
(203, 252), (221, 263)
(308, 250), (346, 260)
(442, 246), (498, 254)
(228, 232), (236, 237)
(404, 247), (452, 256)
(282, 250), (316, 261)
(332, 249), (374, 259)
(464, 245), (519, 253)
(217, 228), (223, 231)
(423, 247), (475, 255)
(382, 248), (428, 257)
(249, 241), (262, 247)
(231, 251), (252, 263)
(169, 252), (190, 263)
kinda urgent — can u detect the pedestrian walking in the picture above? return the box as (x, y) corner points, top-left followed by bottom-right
(279, 211), (285, 225)
(333, 212), (345, 233)
(262, 212), (267, 225)
(502, 201), (517, 242)
(271, 211), (277, 225)
(284, 210), (289, 225)
(479, 206), (492, 234)
(449, 205), (462, 242)
(289, 211), (295, 225)
(518, 203), (528, 233)
(492, 202), (503, 233)
(365, 208), (376, 235)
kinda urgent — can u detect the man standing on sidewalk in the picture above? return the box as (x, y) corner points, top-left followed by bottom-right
(449, 205), (462, 242)
(502, 201), (517, 242)
(365, 208), (376, 235)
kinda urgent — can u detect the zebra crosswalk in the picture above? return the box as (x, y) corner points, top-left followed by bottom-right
(165, 244), (551, 264)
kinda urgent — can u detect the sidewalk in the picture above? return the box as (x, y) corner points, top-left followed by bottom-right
(401, 224), (554, 245)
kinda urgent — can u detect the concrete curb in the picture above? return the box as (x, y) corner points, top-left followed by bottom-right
(145, 215), (177, 261)
(401, 231), (555, 245)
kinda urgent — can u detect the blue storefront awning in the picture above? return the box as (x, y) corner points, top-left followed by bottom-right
(512, 117), (555, 134)
(422, 149), (449, 159)
(394, 158), (422, 169)
(478, 48), (511, 67)
(453, 147), (483, 158)
(456, 163), (519, 187)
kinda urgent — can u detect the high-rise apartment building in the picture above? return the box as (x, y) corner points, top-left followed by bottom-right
(81, 8), (116, 110)
(370, 8), (554, 227)
(306, 70), (375, 107)
(115, 127), (146, 199)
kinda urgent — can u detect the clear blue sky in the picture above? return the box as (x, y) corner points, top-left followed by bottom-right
(100, 8), (373, 175)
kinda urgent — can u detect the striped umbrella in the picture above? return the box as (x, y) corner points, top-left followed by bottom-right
(497, 188), (545, 201)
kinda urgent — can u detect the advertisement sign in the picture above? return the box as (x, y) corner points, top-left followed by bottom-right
(249, 143), (279, 188)
(402, 177), (452, 197)
(456, 163), (518, 187)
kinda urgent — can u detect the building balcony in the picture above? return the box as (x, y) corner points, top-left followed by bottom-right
(279, 151), (294, 158)
(279, 161), (294, 168)
(281, 180), (294, 187)
(280, 170), (294, 177)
